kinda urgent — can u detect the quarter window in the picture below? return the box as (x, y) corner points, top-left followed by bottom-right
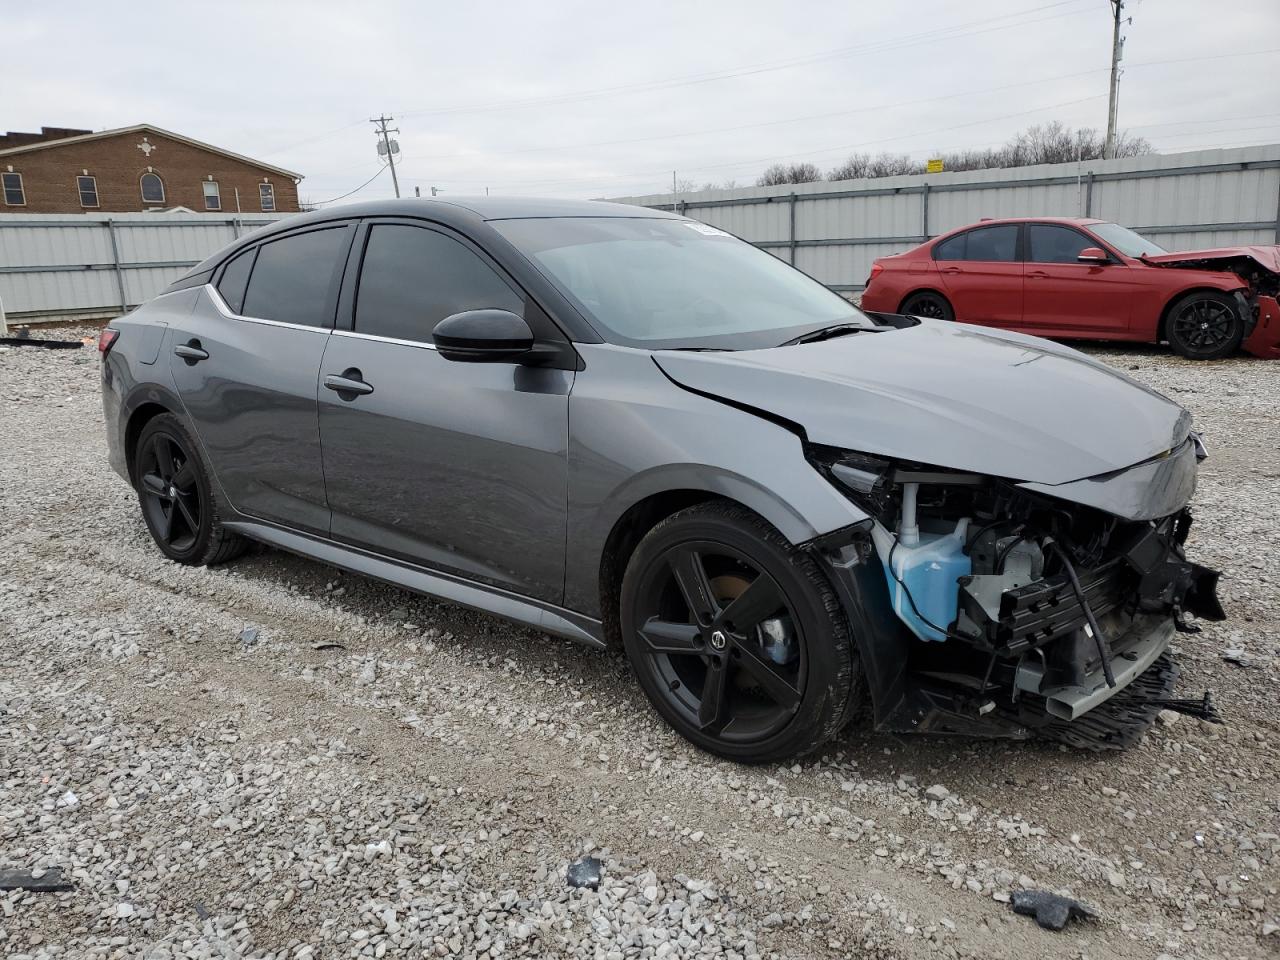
(355, 224), (523, 344)
(140, 172), (165, 204)
(216, 247), (257, 314)
(202, 180), (221, 211)
(2, 172), (25, 206)
(1028, 224), (1096, 263)
(240, 227), (350, 327)
(259, 183), (275, 211)
(77, 175), (99, 208)
(932, 224), (1019, 263)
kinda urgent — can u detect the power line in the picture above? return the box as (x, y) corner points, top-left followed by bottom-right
(310, 164), (390, 205)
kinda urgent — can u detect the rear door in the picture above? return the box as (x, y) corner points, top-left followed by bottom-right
(933, 223), (1023, 326)
(170, 223), (354, 533)
(316, 219), (572, 604)
(1021, 223), (1138, 335)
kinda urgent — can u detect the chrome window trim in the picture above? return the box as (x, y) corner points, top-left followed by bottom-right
(332, 329), (438, 351)
(204, 284), (330, 334)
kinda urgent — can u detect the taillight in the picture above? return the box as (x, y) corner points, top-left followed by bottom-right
(867, 262), (884, 285)
(97, 327), (119, 355)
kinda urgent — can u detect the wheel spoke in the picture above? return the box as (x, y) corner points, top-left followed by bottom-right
(174, 494), (199, 535)
(719, 574), (784, 634)
(157, 502), (175, 544)
(637, 617), (702, 655)
(698, 657), (729, 731)
(152, 435), (178, 480)
(669, 548), (718, 626)
(734, 641), (802, 710)
(172, 460), (196, 492)
(141, 472), (167, 496)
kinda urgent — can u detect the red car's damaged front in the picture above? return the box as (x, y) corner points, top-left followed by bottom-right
(1141, 245), (1280, 359)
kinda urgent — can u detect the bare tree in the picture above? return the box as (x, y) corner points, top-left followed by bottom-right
(756, 162), (823, 186)
(820, 123), (1154, 182)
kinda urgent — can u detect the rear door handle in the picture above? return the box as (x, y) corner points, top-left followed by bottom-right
(323, 370), (374, 398)
(1027, 270), (1050, 279)
(941, 266), (963, 274)
(174, 341), (209, 363)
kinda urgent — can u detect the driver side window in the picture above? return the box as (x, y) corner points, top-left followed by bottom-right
(355, 224), (523, 344)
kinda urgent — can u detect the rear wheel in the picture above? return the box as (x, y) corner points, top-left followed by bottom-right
(134, 414), (247, 566)
(899, 290), (954, 323)
(1166, 291), (1244, 360)
(620, 502), (859, 763)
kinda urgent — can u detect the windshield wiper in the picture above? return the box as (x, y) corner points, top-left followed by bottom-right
(778, 323), (875, 347)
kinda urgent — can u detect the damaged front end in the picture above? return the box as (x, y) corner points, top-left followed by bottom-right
(1143, 247), (1280, 359)
(806, 442), (1226, 750)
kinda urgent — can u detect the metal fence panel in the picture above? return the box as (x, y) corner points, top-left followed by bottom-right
(0, 211), (282, 320)
(614, 145), (1280, 290)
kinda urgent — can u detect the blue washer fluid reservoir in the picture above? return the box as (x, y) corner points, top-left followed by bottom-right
(878, 518), (971, 642)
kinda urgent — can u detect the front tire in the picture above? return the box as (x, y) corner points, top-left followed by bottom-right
(1165, 291), (1244, 360)
(134, 414), (247, 566)
(899, 290), (954, 323)
(620, 502), (860, 764)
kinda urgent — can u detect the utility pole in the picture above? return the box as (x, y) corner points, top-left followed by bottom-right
(371, 115), (402, 198)
(1104, 0), (1125, 159)
(672, 170), (678, 212)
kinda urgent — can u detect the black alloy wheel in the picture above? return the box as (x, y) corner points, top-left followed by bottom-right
(899, 291), (954, 323)
(134, 414), (247, 565)
(1166, 291), (1245, 360)
(621, 502), (859, 763)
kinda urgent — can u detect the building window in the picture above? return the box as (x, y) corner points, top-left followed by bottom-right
(259, 182), (275, 212)
(77, 175), (99, 208)
(2, 172), (25, 206)
(140, 172), (165, 204)
(202, 180), (221, 211)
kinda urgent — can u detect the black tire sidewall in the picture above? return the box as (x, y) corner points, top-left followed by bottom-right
(1166, 291), (1244, 360)
(135, 414), (219, 564)
(900, 291), (954, 323)
(620, 504), (854, 763)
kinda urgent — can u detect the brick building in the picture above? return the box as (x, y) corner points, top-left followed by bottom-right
(0, 124), (303, 214)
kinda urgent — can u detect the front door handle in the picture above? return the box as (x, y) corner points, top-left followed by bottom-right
(1027, 270), (1050, 279)
(174, 340), (209, 364)
(323, 369), (374, 398)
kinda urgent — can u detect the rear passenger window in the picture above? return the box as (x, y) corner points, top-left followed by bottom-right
(355, 224), (523, 344)
(1028, 224), (1094, 263)
(933, 225), (1019, 263)
(241, 227), (350, 327)
(216, 247), (256, 314)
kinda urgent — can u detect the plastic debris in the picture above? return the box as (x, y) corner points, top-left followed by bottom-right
(0, 335), (83, 349)
(239, 628), (259, 649)
(0, 867), (74, 892)
(57, 790), (79, 809)
(311, 641), (346, 651)
(567, 856), (603, 890)
(1010, 889), (1098, 931)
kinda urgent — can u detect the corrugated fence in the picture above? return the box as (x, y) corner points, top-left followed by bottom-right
(0, 211), (283, 325)
(612, 145), (1280, 292)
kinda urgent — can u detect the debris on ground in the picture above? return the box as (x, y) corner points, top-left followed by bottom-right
(238, 627), (259, 649)
(0, 335), (84, 349)
(0, 867), (74, 892)
(1009, 889), (1099, 931)
(567, 856), (603, 890)
(1221, 648), (1258, 668)
(311, 641), (346, 651)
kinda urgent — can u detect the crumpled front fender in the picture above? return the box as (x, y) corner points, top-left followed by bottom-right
(1243, 295), (1280, 359)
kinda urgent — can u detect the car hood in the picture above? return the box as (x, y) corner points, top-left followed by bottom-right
(1141, 244), (1280, 275)
(654, 320), (1191, 486)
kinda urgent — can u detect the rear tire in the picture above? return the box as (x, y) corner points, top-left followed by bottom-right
(620, 502), (860, 764)
(134, 414), (248, 566)
(900, 291), (954, 323)
(1165, 291), (1244, 360)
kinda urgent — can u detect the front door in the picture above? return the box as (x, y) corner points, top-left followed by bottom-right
(1021, 223), (1137, 335)
(933, 223), (1023, 327)
(317, 220), (572, 604)
(169, 224), (353, 533)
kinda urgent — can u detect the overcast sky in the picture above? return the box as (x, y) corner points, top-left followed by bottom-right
(9, 0), (1279, 205)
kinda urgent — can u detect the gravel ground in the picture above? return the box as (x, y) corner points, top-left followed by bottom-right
(1, 330), (1277, 959)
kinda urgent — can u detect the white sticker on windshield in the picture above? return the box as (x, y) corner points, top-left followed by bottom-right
(683, 222), (731, 237)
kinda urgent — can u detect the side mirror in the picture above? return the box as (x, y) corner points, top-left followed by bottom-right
(433, 309), (533, 363)
(1077, 247), (1109, 264)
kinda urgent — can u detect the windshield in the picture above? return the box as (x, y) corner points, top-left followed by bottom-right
(491, 216), (873, 350)
(1090, 221), (1167, 258)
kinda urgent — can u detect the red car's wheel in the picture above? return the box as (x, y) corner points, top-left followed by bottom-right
(1166, 291), (1245, 361)
(899, 291), (954, 323)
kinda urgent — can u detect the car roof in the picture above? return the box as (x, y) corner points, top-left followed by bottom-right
(279, 195), (679, 227)
(945, 216), (1106, 228)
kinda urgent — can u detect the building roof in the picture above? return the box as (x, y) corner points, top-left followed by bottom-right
(0, 123), (303, 181)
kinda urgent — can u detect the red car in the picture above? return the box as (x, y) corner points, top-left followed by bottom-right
(860, 217), (1280, 360)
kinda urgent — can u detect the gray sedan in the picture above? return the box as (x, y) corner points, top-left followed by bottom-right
(99, 197), (1224, 762)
